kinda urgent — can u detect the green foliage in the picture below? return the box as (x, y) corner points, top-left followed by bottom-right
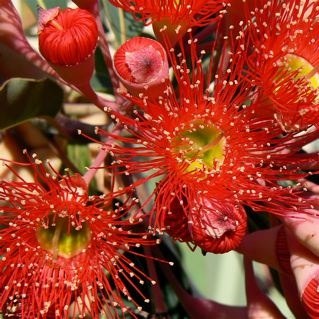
(101, 0), (144, 47)
(66, 143), (98, 194)
(91, 47), (114, 93)
(25, 0), (68, 15)
(0, 77), (63, 130)
(66, 143), (92, 175)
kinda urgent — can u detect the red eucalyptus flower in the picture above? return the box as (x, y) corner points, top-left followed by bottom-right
(38, 7), (98, 66)
(0, 159), (158, 318)
(108, 0), (225, 44)
(238, 0), (319, 131)
(38, 7), (98, 87)
(99, 39), (319, 251)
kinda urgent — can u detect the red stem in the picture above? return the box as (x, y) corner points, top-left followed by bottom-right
(144, 246), (168, 314)
(156, 249), (247, 319)
(76, 81), (120, 112)
(83, 146), (108, 185)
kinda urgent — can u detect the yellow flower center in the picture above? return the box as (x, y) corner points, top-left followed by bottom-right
(174, 123), (226, 173)
(284, 54), (319, 90)
(36, 215), (91, 259)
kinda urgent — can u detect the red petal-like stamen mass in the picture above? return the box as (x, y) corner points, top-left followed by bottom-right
(237, 0), (319, 131)
(108, 0), (224, 27)
(0, 160), (158, 318)
(38, 7), (98, 66)
(108, 0), (225, 44)
(155, 180), (193, 242)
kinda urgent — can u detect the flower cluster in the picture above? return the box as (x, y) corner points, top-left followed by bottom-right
(2, 0), (319, 318)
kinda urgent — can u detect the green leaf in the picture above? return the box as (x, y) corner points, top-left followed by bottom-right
(67, 143), (92, 175)
(0, 77), (63, 130)
(66, 143), (98, 194)
(25, 0), (68, 16)
(91, 47), (114, 94)
(101, 1), (144, 47)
